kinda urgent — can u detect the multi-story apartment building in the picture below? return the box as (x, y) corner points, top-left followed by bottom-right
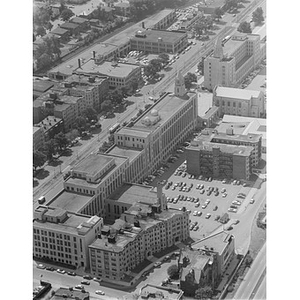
(53, 95), (85, 131)
(36, 116), (64, 141)
(130, 29), (188, 54)
(204, 28), (266, 90)
(88, 183), (189, 282)
(213, 86), (265, 118)
(186, 141), (253, 180)
(33, 125), (45, 151)
(74, 58), (142, 88)
(114, 71), (198, 179)
(33, 206), (103, 270)
(186, 127), (262, 176)
(64, 74), (109, 111)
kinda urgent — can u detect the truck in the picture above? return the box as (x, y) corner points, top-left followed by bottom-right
(38, 196), (46, 204)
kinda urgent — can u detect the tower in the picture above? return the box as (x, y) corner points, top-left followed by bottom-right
(174, 70), (186, 97)
(213, 36), (224, 59)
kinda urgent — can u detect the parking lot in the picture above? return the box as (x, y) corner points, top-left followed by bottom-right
(143, 146), (257, 243)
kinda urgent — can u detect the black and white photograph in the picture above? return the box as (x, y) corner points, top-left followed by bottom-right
(3, 0), (298, 299)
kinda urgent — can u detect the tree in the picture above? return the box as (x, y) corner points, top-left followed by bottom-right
(36, 26), (46, 37)
(214, 7), (224, 21)
(195, 286), (213, 299)
(149, 59), (163, 72)
(74, 116), (87, 132)
(54, 132), (69, 151)
(237, 21), (252, 34)
(197, 61), (204, 73)
(60, 8), (74, 21)
(167, 264), (179, 279)
(101, 100), (112, 111)
(33, 151), (47, 171)
(109, 88), (123, 104)
(128, 80), (139, 93)
(66, 129), (79, 142)
(43, 139), (58, 160)
(184, 72), (197, 89)
(252, 7), (264, 25)
(83, 107), (98, 121)
(158, 53), (169, 64)
(36, 53), (52, 69)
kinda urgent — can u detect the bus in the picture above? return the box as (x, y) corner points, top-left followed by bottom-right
(109, 123), (120, 134)
(222, 35), (231, 45)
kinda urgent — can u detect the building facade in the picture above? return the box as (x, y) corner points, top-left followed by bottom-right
(36, 116), (64, 141)
(33, 125), (45, 151)
(204, 31), (266, 90)
(130, 29), (188, 54)
(213, 86), (265, 118)
(88, 185), (189, 282)
(33, 206), (103, 270)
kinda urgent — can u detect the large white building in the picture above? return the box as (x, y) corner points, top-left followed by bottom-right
(204, 27), (266, 90)
(33, 206), (103, 270)
(213, 86), (265, 118)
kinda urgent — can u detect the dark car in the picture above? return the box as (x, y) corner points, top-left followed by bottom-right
(46, 266), (55, 271)
(83, 275), (93, 280)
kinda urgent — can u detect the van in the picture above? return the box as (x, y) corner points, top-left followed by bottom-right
(38, 196), (46, 204)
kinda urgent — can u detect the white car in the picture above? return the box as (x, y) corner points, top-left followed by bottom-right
(95, 290), (105, 295)
(205, 213), (211, 219)
(222, 193), (227, 198)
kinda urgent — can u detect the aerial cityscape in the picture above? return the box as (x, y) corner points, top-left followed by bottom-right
(32, 0), (266, 299)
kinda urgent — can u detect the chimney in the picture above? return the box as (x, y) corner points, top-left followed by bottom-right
(78, 58), (81, 69)
(142, 22), (145, 28)
(93, 51), (96, 59)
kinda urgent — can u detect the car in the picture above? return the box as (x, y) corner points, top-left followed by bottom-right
(74, 285), (85, 291)
(37, 264), (46, 269)
(67, 271), (77, 276)
(81, 280), (90, 285)
(154, 261), (162, 267)
(222, 193), (227, 198)
(46, 266), (55, 271)
(95, 290), (105, 295)
(199, 189), (205, 194)
(205, 199), (210, 204)
(205, 213), (211, 219)
(213, 205), (218, 211)
(233, 220), (240, 225)
(83, 274), (92, 280)
(57, 269), (66, 274)
(93, 277), (103, 283)
(221, 188), (226, 193)
(232, 201), (241, 206)
(243, 183), (247, 187)
(197, 211), (202, 216)
(228, 208), (237, 213)
(222, 179), (227, 184)
(250, 198), (255, 204)
(193, 211), (198, 216)
(214, 191), (219, 196)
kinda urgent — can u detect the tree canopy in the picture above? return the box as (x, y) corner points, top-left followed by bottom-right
(195, 286), (213, 299)
(54, 132), (69, 151)
(101, 100), (113, 112)
(252, 7), (264, 25)
(167, 264), (179, 279)
(60, 8), (74, 21)
(33, 151), (47, 171)
(184, 72), (197, 89)
(237, 21), (252, 33)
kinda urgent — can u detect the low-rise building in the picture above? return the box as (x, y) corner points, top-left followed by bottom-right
(89, 183), (189, 282)
(70, 16), (89, 31)
(179, 248), (218, 296)
(213, 86), (265, 118)
(74, 58), (142, 88)
(33, 206), (103, 270)
(50, 27), (70, 43)
(192, 231), (236, 277)
(197, 0), (226, 14)
(60, 22), (81, 35)
(51, 287), (89, 300)
(130, 29), (188, 54)
(138, 284), (183, 300)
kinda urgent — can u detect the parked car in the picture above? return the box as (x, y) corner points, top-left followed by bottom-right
(250, 198), (255, 204)
(57, 269), (66, 274)
(95, 290), (105, 295)
(74, 285), (85, 291)
(67, 271), (76, 276)
(37, 264), (46, 269)
(46, 266), (55, 271)
(81, 280), (90, 285)
(205, 213), (211, 219)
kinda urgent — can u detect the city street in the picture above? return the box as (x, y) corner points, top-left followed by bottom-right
(233, 243), (266, 300)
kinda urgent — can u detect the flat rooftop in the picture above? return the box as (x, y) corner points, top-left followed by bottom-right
(33, 80), (54, 93)
(34, 207), (98, 235)
(139, 284), (183, 300)
(108, 183), (157, 205)
(75, 60), (140, 78)
(107, 145), (142, 163)
(192, 231), (234, 255)
(131, 29), (186, 44)
(73, 154), (114, 176)
(189, 141), (253, 156)
(133, 91), (196, 132)
(215, 86), (261, 100)
(116, 127), (151, 138)
(252, 24), (266, 41)
(223, 36), (246, 56)
(47, 190), (93, 214)
(51, 27), (69, 35)
(197, 0), (225, 8)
